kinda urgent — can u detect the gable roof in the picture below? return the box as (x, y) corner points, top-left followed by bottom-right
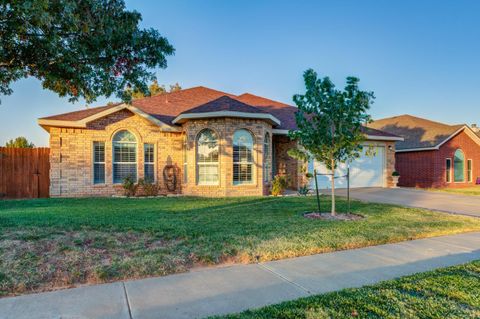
(172, 96), (281, 126)
(179, 96), (268, 115)
(236, 93), (299, 131)
(369, 114), (468, 151)
(38, 86), (400, 140)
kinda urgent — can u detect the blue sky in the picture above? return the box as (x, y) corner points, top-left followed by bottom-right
(1, 0), (480, 146)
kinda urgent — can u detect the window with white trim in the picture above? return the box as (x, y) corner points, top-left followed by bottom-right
(446, 158), (451, 183)
(233, 129), (254, 185)
(183, 136), (188, 183)
(113, 130), (137, 183)
(263, 132), (271, 182)
(93, 142), (105, 184)
(467, 159), (472, 182)
(453, 149), (465, 182)
(144, 143), (155, 182)
(196, 129), (219, 185)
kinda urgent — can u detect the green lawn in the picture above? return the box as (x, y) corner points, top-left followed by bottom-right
(1, 196), (480, 297)
(428, 186), (480, 196)
(214, 260), (480, 319)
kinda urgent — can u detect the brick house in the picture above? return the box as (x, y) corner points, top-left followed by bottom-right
(38, 87), (401, 197)
(370, 114), (480, 188)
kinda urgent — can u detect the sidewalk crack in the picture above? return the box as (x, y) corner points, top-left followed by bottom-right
(122, 282), (133, 319)
(257, 263), (312, 295)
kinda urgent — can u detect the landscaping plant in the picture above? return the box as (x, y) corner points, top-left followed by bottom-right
(289, 69), (374, 215)
(138, 178), (159, 197)
(122, 176), (138, 197)
(297, 185), (309, 196)
(271, 175), (288, 196)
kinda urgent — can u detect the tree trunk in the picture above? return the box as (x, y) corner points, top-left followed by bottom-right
(331, 159), (336, 216)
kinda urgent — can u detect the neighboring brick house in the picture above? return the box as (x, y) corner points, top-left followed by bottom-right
(370, 114), (480, 188)
(38, 86), (401, 197)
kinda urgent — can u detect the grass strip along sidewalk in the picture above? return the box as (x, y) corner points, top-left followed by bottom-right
(213, 260), (480, 319)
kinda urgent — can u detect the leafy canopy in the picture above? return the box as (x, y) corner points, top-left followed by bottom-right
(289, 69), (374, 170)
(0, 0), (174, 103)
(128, 81), (181, 99)
(5, 136), (35, 148)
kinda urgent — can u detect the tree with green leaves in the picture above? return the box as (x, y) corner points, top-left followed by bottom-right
(5, 136), (35, 148)
(289, 69), (374, 215)
(129, 81), (181, 99)
(0, 0), (174, 104)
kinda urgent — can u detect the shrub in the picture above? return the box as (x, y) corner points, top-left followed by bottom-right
(122, 176), (138, 197)
(138, 178), (159, 197)
(271, 175), (288, 196)
(392, 171), (400, 177)
(297, 185), (309, 196)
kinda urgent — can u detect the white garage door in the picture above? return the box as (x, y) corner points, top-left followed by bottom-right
(309, 146), (385, 189)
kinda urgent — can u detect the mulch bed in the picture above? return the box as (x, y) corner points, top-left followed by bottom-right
(303, 212), (364, 221)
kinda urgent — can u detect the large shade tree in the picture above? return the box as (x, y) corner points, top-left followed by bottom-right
(0, 0), (174, 103)
(289, 69), (374, 215)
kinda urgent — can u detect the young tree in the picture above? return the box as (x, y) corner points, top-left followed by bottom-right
(289, 69), (374, 215)
(5, 137), (35, 148)
(0, 0), (174, 104)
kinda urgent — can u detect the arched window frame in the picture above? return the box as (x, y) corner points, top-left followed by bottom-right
(112, 130), (137, 184)
(263, 132), (271, 182)
(453, 149), (465, 183)
(233, 129), (254, 185)
(196, 129), (219, 185)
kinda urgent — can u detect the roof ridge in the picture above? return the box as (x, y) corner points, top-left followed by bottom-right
(133, 86), (235, 102)
(374, 114), (459, 128)
(179, 95), (267, 115)
(237, 92), (292, 107)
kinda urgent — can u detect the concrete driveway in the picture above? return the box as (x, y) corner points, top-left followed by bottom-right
(330, 187), (480, 217)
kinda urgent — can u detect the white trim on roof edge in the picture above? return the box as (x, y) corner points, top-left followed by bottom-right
(272, 129), (290, 135)
(38, 104), (181, 132)
(365, 135), (404, 141)
(395, 125), (480, 152)
(172, 111), (281, 126)
(272, 129), (404, 141)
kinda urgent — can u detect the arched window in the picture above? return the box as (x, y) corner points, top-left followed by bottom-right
(454, 149), (465, 182)
(263, 132), (271, 182)
(196, 129), (219, 185)
(233, 129), (254, 184)
(113, 130), (137, 183)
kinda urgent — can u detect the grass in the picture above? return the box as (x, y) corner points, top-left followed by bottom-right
(427, 186), (480, 196)
(213, 260), (480, 319)
(1, 195), (480, 297)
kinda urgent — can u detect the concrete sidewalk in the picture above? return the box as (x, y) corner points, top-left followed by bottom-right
(1, 232), (479, 319)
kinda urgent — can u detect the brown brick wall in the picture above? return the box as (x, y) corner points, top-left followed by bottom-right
(395, 130), (480, 188)
(49, 113), (276, 197)
(48, 110), (400, 197)
(49, 110), (184, 197)
(182, 118), (272, 197)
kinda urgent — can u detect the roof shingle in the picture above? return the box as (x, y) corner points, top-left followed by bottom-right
(369, 114), (464, 150)
(40, 86), (399, 139)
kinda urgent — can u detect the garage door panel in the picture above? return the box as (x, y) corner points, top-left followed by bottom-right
(309, 146), (384, 189)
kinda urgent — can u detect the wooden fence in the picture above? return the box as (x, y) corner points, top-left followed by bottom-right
(0, 147), (50, 199)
